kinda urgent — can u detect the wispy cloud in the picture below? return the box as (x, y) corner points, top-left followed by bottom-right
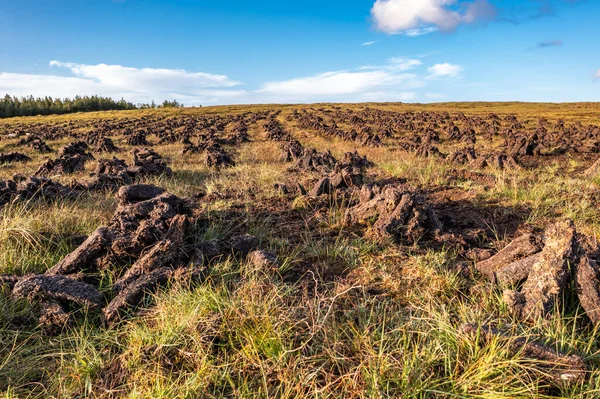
(360, 56), (422, 71)
(256, 57), (461, 103)
(425, 92), (446, 99)
(258, 70), (420, 96)
(256, 56), (433, 102)
(500, 0), (583, 25)
(0, 58), (464, 105)
(362, 41), (376, 46)
(535, 39), (564, 48)
(387, 57), (423, 71)
(595, 69), (600, 79)
(402, 27), (439, 36)
(0, 61), (244, 105)
(371, 0), (497, 35)
(49, 61), (239, 89)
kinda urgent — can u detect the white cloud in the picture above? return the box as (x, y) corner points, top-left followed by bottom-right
(314, 58), (458, 103)
(0, 73), (110, 99)
(0, 61), (244, 106)
(360, 57), (422, 72)
(49, 61), (239, 89)
(371, 0), (496, 34)
(403, 27), (439, 36)
(255, 56), (444, 103)
(387, 57), (423, 71)
(362, 41), (376, 46)
(596, 69), (600, 79)
(259, 70), (418, 96)
(428, 63), (463, 78)
(0, 58), (464, 105)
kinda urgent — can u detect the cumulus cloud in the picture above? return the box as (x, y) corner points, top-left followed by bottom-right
(0, 61), (243, 105)
(427, 63), (463, 78)
(371, 0), (496, 34)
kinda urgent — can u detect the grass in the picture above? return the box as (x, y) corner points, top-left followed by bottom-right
(1, 102), (600, 397)
(0, 197), (113, 275)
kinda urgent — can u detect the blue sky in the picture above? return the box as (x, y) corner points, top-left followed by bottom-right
(0, 0), (598, 105)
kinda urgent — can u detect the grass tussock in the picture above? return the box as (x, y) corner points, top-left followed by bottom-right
(2, 103), (600, 398)
(0, 197), (113, 275)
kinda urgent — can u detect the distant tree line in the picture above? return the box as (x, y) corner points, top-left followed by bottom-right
(0, 94), (186, 118)
(138, 99), (185, 109)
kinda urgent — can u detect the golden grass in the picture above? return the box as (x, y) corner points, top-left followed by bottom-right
(1, 102), (600, 398)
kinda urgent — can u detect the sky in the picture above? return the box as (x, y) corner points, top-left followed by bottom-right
(0, 0), (598, 105)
